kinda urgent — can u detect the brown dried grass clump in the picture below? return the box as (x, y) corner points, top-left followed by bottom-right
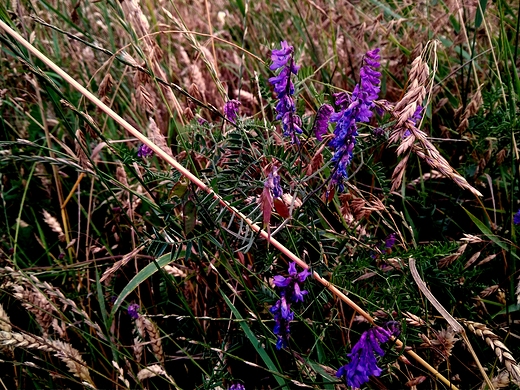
(0, 330), (95, 388)
(463, 320), (520, 383)
(428, 327), (459, 367)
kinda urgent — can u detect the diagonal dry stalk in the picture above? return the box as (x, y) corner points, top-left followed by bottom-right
(410, 259), (495, 390)
(0, 20), (457, 390)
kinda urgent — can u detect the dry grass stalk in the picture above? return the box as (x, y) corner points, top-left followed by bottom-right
(388, 49), (482, 197)
(164, 10), (226, 101)
(480, 369), (513, 390)
(430, 327), (459, 367)
(42, 209), (64, 241)
(147, 117), (173, 158)
(133, 335), (144, 363)
(463, 320), (520, 382)
(137, 364), (172, 382)
(35, 163), (52, 197)
(480, 285), (499, 298)
(75, 129), (93, 171)
(403, 311), (426, 327)
(113, 360), (130, 388)
(3, 267), (106, 341)
(408, 169), (444, 188)
(456, 89), (483, 133)
(0, 304), (11, 332)
(137, 316), (164, 365)
(116, 163), (129, 189)
(0, 330), (95, 387)
(134, 83), (155, 113)
(438, 243), (467, 268)
(99, 246), (145, 283)
(98, 72), (114, 97)
(12, 285), (54, 336)
(464, 251), (482, 269)
(122, 0), (185, 126)
(516, 278), (520, 304)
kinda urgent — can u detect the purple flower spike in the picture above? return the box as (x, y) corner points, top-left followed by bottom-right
(137, 144), (153, 158)
(270, 262), (311, 349)
(336, 321), (400, 388)
(269, 41), (302, 144)
(314, 104), (334, 140)
(328, 48), (382, 192)
(264, 166), (283, 199)
(229, 384), (245, 390)
(224, 99), (241, 123)
(514, 209), (520, 225)
(127, 303), (140, 319)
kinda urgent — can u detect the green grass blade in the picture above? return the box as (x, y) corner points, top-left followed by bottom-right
(221, 291), (287, 388)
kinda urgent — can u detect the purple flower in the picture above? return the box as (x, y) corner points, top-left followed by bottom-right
(127, 303), (140, 319)
(197, 117), (208, 126)
(229, 383), (245, 390)
(269, 41), (302, 144)
(514, 209), (520, 225)
(224, 99), (241, 123)
(313, 104), (334, 140)
(384, 233), (397, 249)
(336, 322), (400, 389)
(137, 144), (153, 158)
(411, 105), (423, 126)
(270, 262), (311, 349)
(264, 166), (283, 199)
(328, 49), (382, 192)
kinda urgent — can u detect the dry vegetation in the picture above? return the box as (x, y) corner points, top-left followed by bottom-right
(1, 0), (520, 389)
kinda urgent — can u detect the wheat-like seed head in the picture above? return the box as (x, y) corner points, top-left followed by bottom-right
(463, 320), (520, 383)
(42, 210), (64, 242)
(142, 317), (164, 365)
(12, 285), (54, 336)
(479, 369), (512, 390)
(0, 331), (95, 387)
(388, 45), (482, 197)
(3, 267), (107, 341)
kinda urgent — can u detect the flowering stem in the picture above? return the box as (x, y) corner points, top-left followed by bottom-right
(0, 20), (457, 389)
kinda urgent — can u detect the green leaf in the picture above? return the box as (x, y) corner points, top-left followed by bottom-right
(110, 253), (172, 321)
(221, 291), (286, 388)
(183, 200), (197, 235)
(462, 206), (520, 260)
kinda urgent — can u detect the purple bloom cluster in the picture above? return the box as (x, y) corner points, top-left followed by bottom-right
(229, 383), (245, 390)
(269, 41), (303, 144)
(264, 166), (283, 198)
(514, 209), (520, 225)
(270, 262), (311, 349)
(137, 144), (153, 158)
(328, 49), (382, 191)
(224, 99), (241, 123)
(127, 303), (140, 319)
(336, 321), (400, 389)
(314, 104), (334, 141)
